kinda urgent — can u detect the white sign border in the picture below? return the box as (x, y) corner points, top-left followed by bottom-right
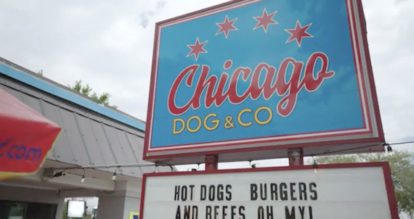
(139, 162), (398, 219)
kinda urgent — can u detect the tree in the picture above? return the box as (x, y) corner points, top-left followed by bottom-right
(37, 70), (43, 76)
(62, 201), (69, 219)
(69, 80), (117, 109)
(36, 71), (116, 108)
(308, 151), (414, 216)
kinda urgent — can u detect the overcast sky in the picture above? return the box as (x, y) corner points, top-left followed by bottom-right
(0, 0), (413, 169)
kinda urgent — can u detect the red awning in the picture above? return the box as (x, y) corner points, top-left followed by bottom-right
(0, 88), (61, 180)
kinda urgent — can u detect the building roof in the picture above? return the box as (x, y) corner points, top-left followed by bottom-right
(0, 57), (170, 178)
(0, 57), (145, 131)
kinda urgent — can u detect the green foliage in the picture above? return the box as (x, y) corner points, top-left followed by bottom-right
(69, 80), (117, 109)
(62, 201), (68, 219)
(309, 151), (414, 215)
(35, 71), (116, 109)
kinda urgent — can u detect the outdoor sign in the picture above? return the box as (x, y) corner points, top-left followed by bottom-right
(139, 162), (398, 219)
(129, 211), (139, 219)
(0, 87), (62, 180)
(144, 0), (384, 164)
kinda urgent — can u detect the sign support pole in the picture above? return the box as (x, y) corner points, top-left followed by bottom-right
(205, 155), (219, 171)
(288, 148), (304, 166)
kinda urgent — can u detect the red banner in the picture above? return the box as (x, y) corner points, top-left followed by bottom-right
(0, 88), (61, 180)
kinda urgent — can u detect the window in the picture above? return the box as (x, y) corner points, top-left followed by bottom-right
(0, 201), (56, 219)
(8, 202), (26, 219)
(25, 203), (56, 219)
(0, 201), (26, 219)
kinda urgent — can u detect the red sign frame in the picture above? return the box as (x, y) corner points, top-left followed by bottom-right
(143, 0), (385, 164)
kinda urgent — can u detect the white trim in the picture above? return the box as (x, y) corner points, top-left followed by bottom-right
(350, 0), (379, 137)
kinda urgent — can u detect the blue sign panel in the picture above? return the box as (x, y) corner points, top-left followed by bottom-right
(144, 0), (384, 163)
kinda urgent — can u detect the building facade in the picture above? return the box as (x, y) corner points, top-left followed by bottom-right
(0, 57), (171, 219)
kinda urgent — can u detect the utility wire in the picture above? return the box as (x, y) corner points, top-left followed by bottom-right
(311, 140), (414, 157)
(45, 140), (413, 181)
(310, 143), (383, 157)
(50, 140), (413, 172)
(387, 140), (414, 146)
